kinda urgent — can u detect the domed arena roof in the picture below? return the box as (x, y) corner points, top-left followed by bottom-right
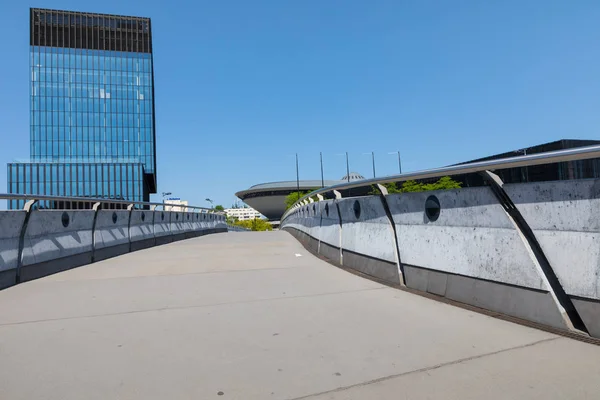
(340, 172), (365, 182)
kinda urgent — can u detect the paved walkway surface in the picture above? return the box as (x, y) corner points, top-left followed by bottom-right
(1, 231), (599, 400)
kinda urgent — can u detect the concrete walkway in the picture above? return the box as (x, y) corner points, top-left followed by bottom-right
(1, 231), (599, 400)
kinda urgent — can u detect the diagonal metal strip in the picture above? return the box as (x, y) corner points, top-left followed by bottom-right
(480, 170), (588, 334)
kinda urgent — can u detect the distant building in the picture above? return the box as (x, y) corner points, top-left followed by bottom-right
(225, 207), (263, 221)
(164, 198), (188, 212)
(235, 173), (366, 221)
(455, 139), (600, 187)
(8, 8), (157, 209)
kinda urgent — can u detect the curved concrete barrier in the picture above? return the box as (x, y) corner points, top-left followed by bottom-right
(281, 182), (599, 335)
(22, 210), (95, 281)
(170, 212), (186, 241)
(0, 207), (227, 290)
(338, 196), (400, 284)
(190, 213), (202, 236)
(154, 210), (172, 245)
(0, 211), (27, 287)
(505, 180), (600, 337)
(386, 187), (568, 330)
(130, 210), (155, 251)
(93, 210), (130, 261)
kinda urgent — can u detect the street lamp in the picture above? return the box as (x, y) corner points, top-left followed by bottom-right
(320, 152), (324, 188)
(388, 151), (402, 174)
(162, 192), (172, 202)
(335, 152), (350, 182)
(363, 152), (376, 178)
(205, 198), (214, 208)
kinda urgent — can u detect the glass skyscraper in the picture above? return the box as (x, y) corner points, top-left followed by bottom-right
(7, 8), (156, 209)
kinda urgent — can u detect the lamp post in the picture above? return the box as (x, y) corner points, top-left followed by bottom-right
(320, 152), (324, 188)
(296, 153), (300, 202)
(161, 192), (172, 211)
(388, 151), (402, 174)
(363, 152), (376, 178)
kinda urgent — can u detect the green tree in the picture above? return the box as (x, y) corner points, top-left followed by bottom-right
(214, 205), (225, 211)
(233, 218), (273, 231)
(285, 190), (318, 210)
(370, 177), (462, 195)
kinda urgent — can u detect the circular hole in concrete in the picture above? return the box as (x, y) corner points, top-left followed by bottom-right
(353, 200), (361, 219)
(141, 212), (145, 222)
(112, 212), (118, 224)
(61, 212), (70, 228)
(425, 195), (441, 222)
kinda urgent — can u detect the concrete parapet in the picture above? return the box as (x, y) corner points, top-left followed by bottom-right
(386, 187), (569, 329)
(316, 200), (342, 264)
(21, 210), (95, 281)
(338, 196), (400, 284)
(0, 211), (27, 288)
(129, 210), (155, 251)
(93, 210), (130, 261)
(0, 205), (225, 290)
(281, 182), (588, 333)
(387, 187), (547, 290)
(153, 210), (172, 245)
(504, 179), (600, 337)
(170, 212), (186, 241)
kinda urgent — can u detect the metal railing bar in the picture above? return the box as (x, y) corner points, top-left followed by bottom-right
(283, 144), (600, 219)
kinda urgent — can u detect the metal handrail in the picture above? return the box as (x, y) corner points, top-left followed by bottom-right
(0, 193), (220, 213)
(283, 144), (600, 220)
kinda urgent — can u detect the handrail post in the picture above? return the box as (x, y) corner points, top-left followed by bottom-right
(16, 199), (38, 284)
(127, 204), (134, 253)
(150, 205), (157, 243)
(90, 202), (102, 263)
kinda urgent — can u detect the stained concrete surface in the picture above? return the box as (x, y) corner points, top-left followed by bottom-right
(0, 231), (599, 400)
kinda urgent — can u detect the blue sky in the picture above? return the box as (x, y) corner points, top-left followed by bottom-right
(1, 1), (600, 207)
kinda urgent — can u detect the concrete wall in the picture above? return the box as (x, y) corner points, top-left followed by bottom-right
(0, 211), (26, 288)
(130, 210), (155, 251)
(22, 210), (95, 281)
(338, 196), (400, 284)
(94, 210), (130, 261)
(0, 209), (226, 290)
(282, 179), (600, 338)
(504, 179), (600, 338)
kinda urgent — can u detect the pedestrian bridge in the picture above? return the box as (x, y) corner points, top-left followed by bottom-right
(1, 231), (599, 400)
(3, 145), (600, 399)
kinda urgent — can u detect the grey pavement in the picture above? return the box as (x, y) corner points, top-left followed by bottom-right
(0, 231), (599, 400)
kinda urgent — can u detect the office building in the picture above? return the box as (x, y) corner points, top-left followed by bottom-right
(164, 198), (188, 212)
(225, 207), (264, 221)
(8, 8), (156, 209)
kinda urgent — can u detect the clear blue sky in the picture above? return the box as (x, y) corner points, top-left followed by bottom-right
(1, 1), (600, 207)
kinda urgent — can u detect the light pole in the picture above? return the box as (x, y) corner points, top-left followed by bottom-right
(295, 153), (300, 202)
(363, 152), (376, 178)
(335, 152), (351, 182)
(345, 152), (350, 182)
(388, 151), (402, 174)
(205, 198), (214, 209)
(320, 152), (324, 188)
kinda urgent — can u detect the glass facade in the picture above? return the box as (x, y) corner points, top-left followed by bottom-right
(7, 162), (145, 209)
(30, 47), (155, 173)
(7, 8), (156, 209)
